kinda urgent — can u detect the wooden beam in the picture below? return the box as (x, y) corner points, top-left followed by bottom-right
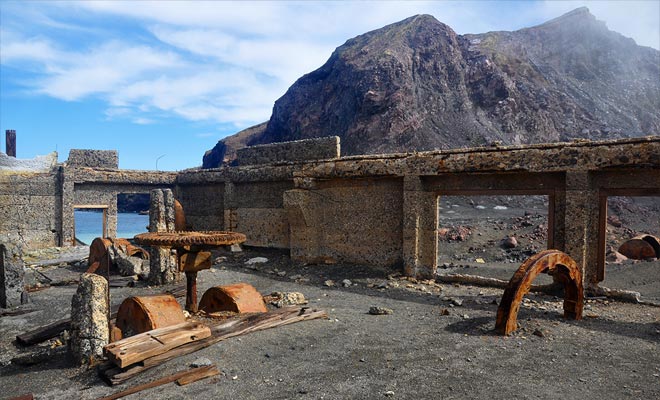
(104, 322), (211, 368)
(100, 307), (327, 385)
(96, 365), (217, 400)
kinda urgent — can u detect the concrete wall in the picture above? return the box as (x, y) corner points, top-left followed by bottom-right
(285, 177), (404, 266)
(1, 138), (659, 294)
(0, 171), (62, 248)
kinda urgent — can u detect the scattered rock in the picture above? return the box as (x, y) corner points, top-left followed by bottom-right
(342, 279), (352, 287)
(269, 292), (307, 308)
(384, 391), (395, 397)
(439, 308), (450, 316)
(532, 329), (545, 338)
(213, 256), (227, 264)
(605, 249), (628, 264)
(501, 236), (518, 249)
(494, 205), (508, 210)
(289, 274), (302, 280)
(324, 280), (335, 287)
(450, 298), (463, 306)
(277, 271), (287, 277)
(368, 306), (394, 315)
(190, 357), (213, 368)
(377, 281), (388, 289)
(607, 215), (623, 227)
(438, 226), (472, 242)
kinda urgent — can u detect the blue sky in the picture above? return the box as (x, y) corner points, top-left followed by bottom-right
(1, 1), (658, 171)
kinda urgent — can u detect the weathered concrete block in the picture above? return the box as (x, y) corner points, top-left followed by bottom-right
(67, 149), (118, 169)
(70, 273), (109, 365)
(0, 241), (27, 308)
(236, 136), (340, 166)
(148, 189), (179, 285)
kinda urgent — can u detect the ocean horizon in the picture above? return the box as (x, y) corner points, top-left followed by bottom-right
(74, 210), (149, 245)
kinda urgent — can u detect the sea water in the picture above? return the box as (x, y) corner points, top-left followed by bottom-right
(74, 210), (149, 245)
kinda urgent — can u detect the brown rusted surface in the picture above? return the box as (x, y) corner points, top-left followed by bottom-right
(199, 283), (267, 314)
(495, 250), (583, 335)
(134, 231), (246, 312)
(87, 238), (113, 274)
(179, 251), (212, 273)
(87, 237), (150, 275)
(115, 295), (185, 338)
(134, 231), (246, 247)
(174, 199), (187, 231)
(618, 234), (660, 260)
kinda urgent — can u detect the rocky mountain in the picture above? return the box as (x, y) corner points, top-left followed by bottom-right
(203, 8), (660, 167)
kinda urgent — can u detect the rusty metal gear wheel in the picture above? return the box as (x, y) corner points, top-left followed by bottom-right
(134, 231), (246, 247)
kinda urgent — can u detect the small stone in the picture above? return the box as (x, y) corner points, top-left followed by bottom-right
(501, 236), (518, 249)
(269, 292), (307, 308)
(532, 329), (545, 338)
(440, 308), (450, 316)
(190, 357), (213, 368)
(277, 271), (287, 277)
(230, 244), (242, 253)
(342, 279), (352, 287)
(359, 358), (366, 362)
(462, 314), (470, 319)
(324, 280), (335, 287)
(289, 274), (302, 280)
(183, 310), (191, 318)
(245, 257), (268, 265)
(384, 391), (395, 397)
(450, 298), (463, 306)
(213, 256), (227, 264)
(368, 306), (394, 315)
(377, 281), (388, 289)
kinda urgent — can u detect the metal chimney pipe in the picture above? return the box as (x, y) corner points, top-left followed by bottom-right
(5, 130), (16, 157)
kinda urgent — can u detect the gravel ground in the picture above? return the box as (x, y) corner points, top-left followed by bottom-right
(1, 247), (659, 400)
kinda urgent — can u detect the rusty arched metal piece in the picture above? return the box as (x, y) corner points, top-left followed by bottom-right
(495, 250), (583, 335)
(199, 283), (267, 314)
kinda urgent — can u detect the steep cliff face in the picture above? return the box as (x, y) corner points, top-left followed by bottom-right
(203, 8), (660, 168)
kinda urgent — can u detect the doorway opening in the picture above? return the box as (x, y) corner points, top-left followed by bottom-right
(436, 194), (552, 283)
(73, 205), (108, 246)
(599, 194), (660, 301)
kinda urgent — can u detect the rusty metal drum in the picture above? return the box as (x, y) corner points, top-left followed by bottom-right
(115, 294), (185, 339)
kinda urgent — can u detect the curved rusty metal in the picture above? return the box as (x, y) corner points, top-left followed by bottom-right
(134, 231), (246, 248)
(174, 199), (187, 231)
(618, 234), (660, 260)
(199, 283), (267, 314)
(115, 294), (185, 339)
(495, 250), (583, 335)
(87, 237), (149, 275)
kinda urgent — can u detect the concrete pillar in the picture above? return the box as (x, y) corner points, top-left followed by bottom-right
(402, 176), (438, 279)
(0, 242), (27, 308)
(5, 130), (16, 157)
(147, 189), (179, 285)
(70, 273), (109, 365)
(223, 181), (237, 231)
(560, 171), (600, 288)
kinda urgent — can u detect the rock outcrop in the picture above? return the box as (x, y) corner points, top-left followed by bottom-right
(203, 8), (660, 168)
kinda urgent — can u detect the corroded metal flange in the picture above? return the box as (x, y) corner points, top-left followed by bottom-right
(134, 231), (246, 247)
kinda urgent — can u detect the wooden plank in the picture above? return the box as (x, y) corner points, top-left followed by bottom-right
(104, 322), (211, 368)
(176, 365), (219, 386)
(100, 307), (327, 385)
(16, 284), (186, 346)
(96, 365), (216, 400)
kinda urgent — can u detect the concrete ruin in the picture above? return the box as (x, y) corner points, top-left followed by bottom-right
(70, 273), (109, 364)
(147, 189), (179, 285)
(1, 136), (659, 293)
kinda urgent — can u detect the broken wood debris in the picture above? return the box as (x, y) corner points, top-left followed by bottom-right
(104, 322), (211, 368)
(97, 365), (219, 400)
(15, 284), (186, 346)
(99, 307), (327, 385)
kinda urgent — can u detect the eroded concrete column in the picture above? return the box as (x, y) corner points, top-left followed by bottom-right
(147, 189), (179, 285)
(0, 242), (27, 308)
(70, 273), (108, 365)
(402, 176), (438, 279)
(561, 171), (600, 288)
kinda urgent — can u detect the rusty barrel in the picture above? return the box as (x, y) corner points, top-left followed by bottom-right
(199, 283), (267, 314)
(115, 294), (185, 339)
(618, 234), (660, 260)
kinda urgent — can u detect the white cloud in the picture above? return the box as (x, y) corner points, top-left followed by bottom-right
(1, 0), (657, 133)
